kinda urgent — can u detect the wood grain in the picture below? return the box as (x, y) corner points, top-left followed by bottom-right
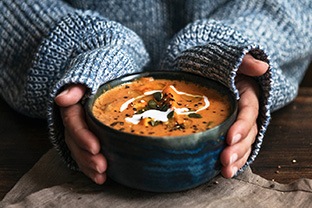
(251, 87), (312, 182)
(0, 100), (51, 199)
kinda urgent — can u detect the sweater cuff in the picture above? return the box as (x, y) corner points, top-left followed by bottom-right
(41, 12), (149, 170)
(162, 19), (273, 174)
(48, 46), (147, 170)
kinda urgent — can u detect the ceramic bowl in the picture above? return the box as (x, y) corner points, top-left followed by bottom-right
(85, 71), (237, 192)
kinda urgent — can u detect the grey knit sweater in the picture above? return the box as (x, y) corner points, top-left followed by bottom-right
(1, 0), (312, 173)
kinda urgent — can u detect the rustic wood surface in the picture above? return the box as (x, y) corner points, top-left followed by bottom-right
(0, 100), (51, 200)
(251, 87), (312, 182)
(0, 87), (311, 200)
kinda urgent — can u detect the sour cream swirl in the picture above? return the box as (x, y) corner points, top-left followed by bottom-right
(120, 85), (210, 125)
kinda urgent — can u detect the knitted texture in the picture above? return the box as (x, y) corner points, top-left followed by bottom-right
(0, 0), (74, 116)
(43, 12), (149, 169)
(1, 0), (312, 172)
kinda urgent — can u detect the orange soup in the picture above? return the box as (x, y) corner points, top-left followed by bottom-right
(92, 77), (231, 136)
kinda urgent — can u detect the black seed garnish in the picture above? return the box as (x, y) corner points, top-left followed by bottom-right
(110, 121), (124, 127)
(188, 113), (202, 118)
(110, 121), (119, 127)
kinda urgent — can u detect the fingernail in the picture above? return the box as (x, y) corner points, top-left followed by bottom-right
(261, 61), (270, 70)
(56, 88), (69, 97)
(230, 153), (238, 164)
(96, 166), (102, 173)
(254, 59), (269, 70)
(94, 176), (100, 184)
(232, 167), (238, 177)
(232, 134), (241, 144)
(96, 165), (105, 174)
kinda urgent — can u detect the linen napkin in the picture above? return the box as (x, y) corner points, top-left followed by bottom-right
(1, 148), (311, 208)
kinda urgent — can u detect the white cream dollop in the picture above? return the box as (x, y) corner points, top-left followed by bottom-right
(120, 85), (210, 125)
(125, 109), (172, 125)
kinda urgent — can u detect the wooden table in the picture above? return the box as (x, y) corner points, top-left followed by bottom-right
(251, 87), (312, 182)
(1, 88), (312, 200)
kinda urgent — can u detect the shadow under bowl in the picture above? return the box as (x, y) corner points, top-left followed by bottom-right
(85, 71), (238, 192)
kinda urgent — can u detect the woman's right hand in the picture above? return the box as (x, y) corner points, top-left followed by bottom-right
(55, 84), (107, 184)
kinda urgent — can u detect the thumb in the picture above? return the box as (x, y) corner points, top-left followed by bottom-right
(55, 84), (87, 107)
(238, 54), (269, 77)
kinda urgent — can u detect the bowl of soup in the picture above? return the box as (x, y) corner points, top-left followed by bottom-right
(85, 71), (237, 192)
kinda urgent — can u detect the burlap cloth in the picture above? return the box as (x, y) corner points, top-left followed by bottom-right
(1, 149), (311, 208)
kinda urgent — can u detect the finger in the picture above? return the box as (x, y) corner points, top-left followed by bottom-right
(221, 124), (257, 178)
(227, 82), (259, 145)
(221, 147), (252, 179)
(61, 104), (101, 154)
(64, 129), (107, 185)
(231, 147), (252, 174)
(82, 168), (107, 185)
(55, 84), (87, 107)
(64, 130), (107, 173)
(238, 54), (269, 76)
(221, 124), (257, 167)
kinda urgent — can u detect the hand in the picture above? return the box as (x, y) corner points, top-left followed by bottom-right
(220, 54), (269, 178)
(55, 84), (107, 184)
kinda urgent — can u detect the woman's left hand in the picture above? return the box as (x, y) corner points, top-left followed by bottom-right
(220, 54), (269, 178)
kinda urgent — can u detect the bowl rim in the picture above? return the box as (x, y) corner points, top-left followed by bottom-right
(85, 71), (238, 142)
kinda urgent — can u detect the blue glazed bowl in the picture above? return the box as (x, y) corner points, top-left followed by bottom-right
(85, 71), (237, 192)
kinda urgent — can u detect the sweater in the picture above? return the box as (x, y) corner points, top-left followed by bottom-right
(1, 0), (312, 173)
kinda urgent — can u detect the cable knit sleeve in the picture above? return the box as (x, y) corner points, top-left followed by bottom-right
(162, 0), (312, 173)
(0, 0), (149, 169)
